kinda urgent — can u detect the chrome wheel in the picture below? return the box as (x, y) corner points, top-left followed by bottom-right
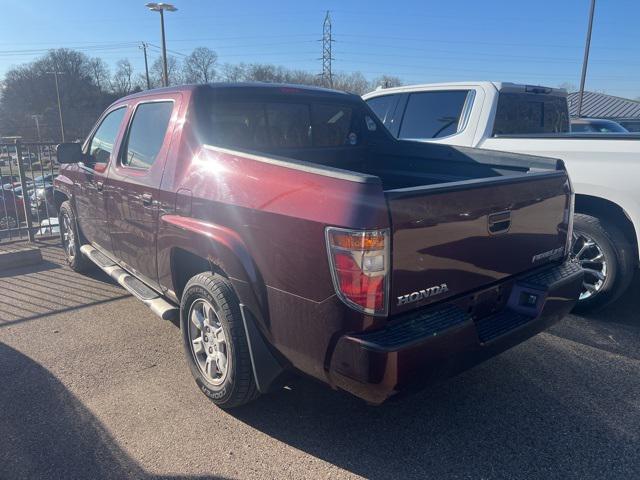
(188, 298), (229, 385)
(572, 232), (607, 301)
(62, 213), (76, 260)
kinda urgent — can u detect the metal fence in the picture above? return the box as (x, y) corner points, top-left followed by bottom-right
(0, 141), (60, 242)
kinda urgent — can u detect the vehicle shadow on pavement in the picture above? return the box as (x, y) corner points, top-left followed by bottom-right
(0, 240), (130, 329)
(548, 272), (640, 360)
(232, 279), (640, 480)
(0, 342), (229, 480)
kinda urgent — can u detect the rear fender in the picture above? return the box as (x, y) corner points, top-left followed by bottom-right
(159, 215), (268, 324)
(159, 215), (286, 392)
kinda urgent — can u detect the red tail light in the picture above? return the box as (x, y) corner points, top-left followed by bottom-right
(325, 227), (390, 316)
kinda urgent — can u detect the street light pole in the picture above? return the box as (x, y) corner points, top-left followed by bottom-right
(47, 71), (65, 142)
(159, 9), (168, 87)
(31, 115), (42, 142)
(577, 0), (596, 118)
(145, 3), (177, 88)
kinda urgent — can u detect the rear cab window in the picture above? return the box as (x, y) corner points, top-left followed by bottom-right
(203, 100), (364, 150)
(493, 93), (569, 135)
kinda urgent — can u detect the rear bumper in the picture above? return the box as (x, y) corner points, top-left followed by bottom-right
(328, 260), (583, 404)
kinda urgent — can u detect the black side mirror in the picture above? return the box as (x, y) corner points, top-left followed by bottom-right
(56, 143), (85, 164)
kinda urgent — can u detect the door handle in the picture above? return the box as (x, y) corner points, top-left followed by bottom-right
(488, 210), (511, 234)
(141, 193), (153, 206)
(96, 181), (104, 192)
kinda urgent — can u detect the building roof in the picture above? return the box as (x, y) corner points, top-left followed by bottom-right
(568, 91), (640, 119)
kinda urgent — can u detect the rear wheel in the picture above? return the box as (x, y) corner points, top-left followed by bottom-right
(180, 272), (259, 408)
(58, 201), (92, 273)
(571, 213), (635, 313)
(0, 214), (17, 229)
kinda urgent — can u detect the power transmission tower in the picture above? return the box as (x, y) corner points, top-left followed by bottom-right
(321, 11), (334, 88)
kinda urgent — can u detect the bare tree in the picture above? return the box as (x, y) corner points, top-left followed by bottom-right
(183, 47), (217, 83)
(219, 63), (247, 82)
(111, 59), (134, 95)
(371, 75), (402, 90)
(88, 57), (110, 91)
(333, 71), (370, 95)
(558, 82), (577, 92)
(151, 55), (181, 87)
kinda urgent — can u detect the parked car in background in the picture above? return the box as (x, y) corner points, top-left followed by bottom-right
(54, 83), (582, 408)
(0, 187), (24, 229)
(29, 182), (56, 219)
(364, 81), (640, 312)
(1, 175), (20, 188)
(619, 119), (640, 132)
(571, 118), (629, 133)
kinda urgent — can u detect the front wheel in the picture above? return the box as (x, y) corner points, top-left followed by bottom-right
(58, 201), (92, 273)
(571, 213), (635, 313)
(180, 272), (259, 408)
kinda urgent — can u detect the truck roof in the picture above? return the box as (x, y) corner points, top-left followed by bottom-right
(118, 82), (356, 103)
(363, 81), (567, 98)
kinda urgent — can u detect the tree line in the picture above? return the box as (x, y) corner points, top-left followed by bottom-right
(0, 47), (401, 142)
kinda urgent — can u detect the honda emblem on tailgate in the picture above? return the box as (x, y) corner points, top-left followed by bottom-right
(397, 284), (449, 306)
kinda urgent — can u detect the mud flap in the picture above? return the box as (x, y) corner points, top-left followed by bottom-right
(240, 304), (285, 393)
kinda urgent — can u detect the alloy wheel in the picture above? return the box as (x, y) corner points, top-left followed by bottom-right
(0, 215), (17, 229)
(188, 298), (229, 385)
(572, 232), (607, 301)
(62, 213), (76, 260)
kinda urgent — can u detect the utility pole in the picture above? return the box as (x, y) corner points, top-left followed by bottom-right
(146, 3), (177, 87)
(321, 11), (334, 88)
(140, 41), (151, 89)
(31, 115), (42, 142)
(577, 0), (596, 117)
(47, 71), (65, 142)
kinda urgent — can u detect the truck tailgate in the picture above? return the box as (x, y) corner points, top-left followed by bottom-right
(387, 172), (571, 315)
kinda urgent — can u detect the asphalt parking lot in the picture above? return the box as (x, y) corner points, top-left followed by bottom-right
(1, 240), (639, 480)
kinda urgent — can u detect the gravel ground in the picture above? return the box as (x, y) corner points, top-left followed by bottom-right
(0, 240), (639, 480)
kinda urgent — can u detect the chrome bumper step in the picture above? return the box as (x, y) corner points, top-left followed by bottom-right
(80, 245), (178, 321)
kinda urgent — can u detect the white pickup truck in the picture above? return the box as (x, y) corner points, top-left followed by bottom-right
(364, 82), (640, 312)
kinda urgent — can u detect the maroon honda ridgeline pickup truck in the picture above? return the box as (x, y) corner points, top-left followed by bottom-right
(54, 84), (582, 407)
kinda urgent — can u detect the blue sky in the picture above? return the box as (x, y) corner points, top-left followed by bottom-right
(1, 0), (638, 98)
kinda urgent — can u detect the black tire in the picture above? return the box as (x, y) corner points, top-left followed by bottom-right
(572, 213), (635, 313)
(58, 201), (93, 273)
(180, 272), (259, 408)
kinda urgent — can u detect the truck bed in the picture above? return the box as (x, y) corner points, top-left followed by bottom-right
(263, 138), (563, 192)
(224, 138), (571, 312)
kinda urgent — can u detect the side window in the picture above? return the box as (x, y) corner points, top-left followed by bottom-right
(89, 107), (127, 164)
(399, 91), (469, 139)
(366, 95), (397, 127)
(122, 101), (174, 169)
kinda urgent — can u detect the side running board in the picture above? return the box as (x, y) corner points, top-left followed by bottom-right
(80, 245), (178, 321)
